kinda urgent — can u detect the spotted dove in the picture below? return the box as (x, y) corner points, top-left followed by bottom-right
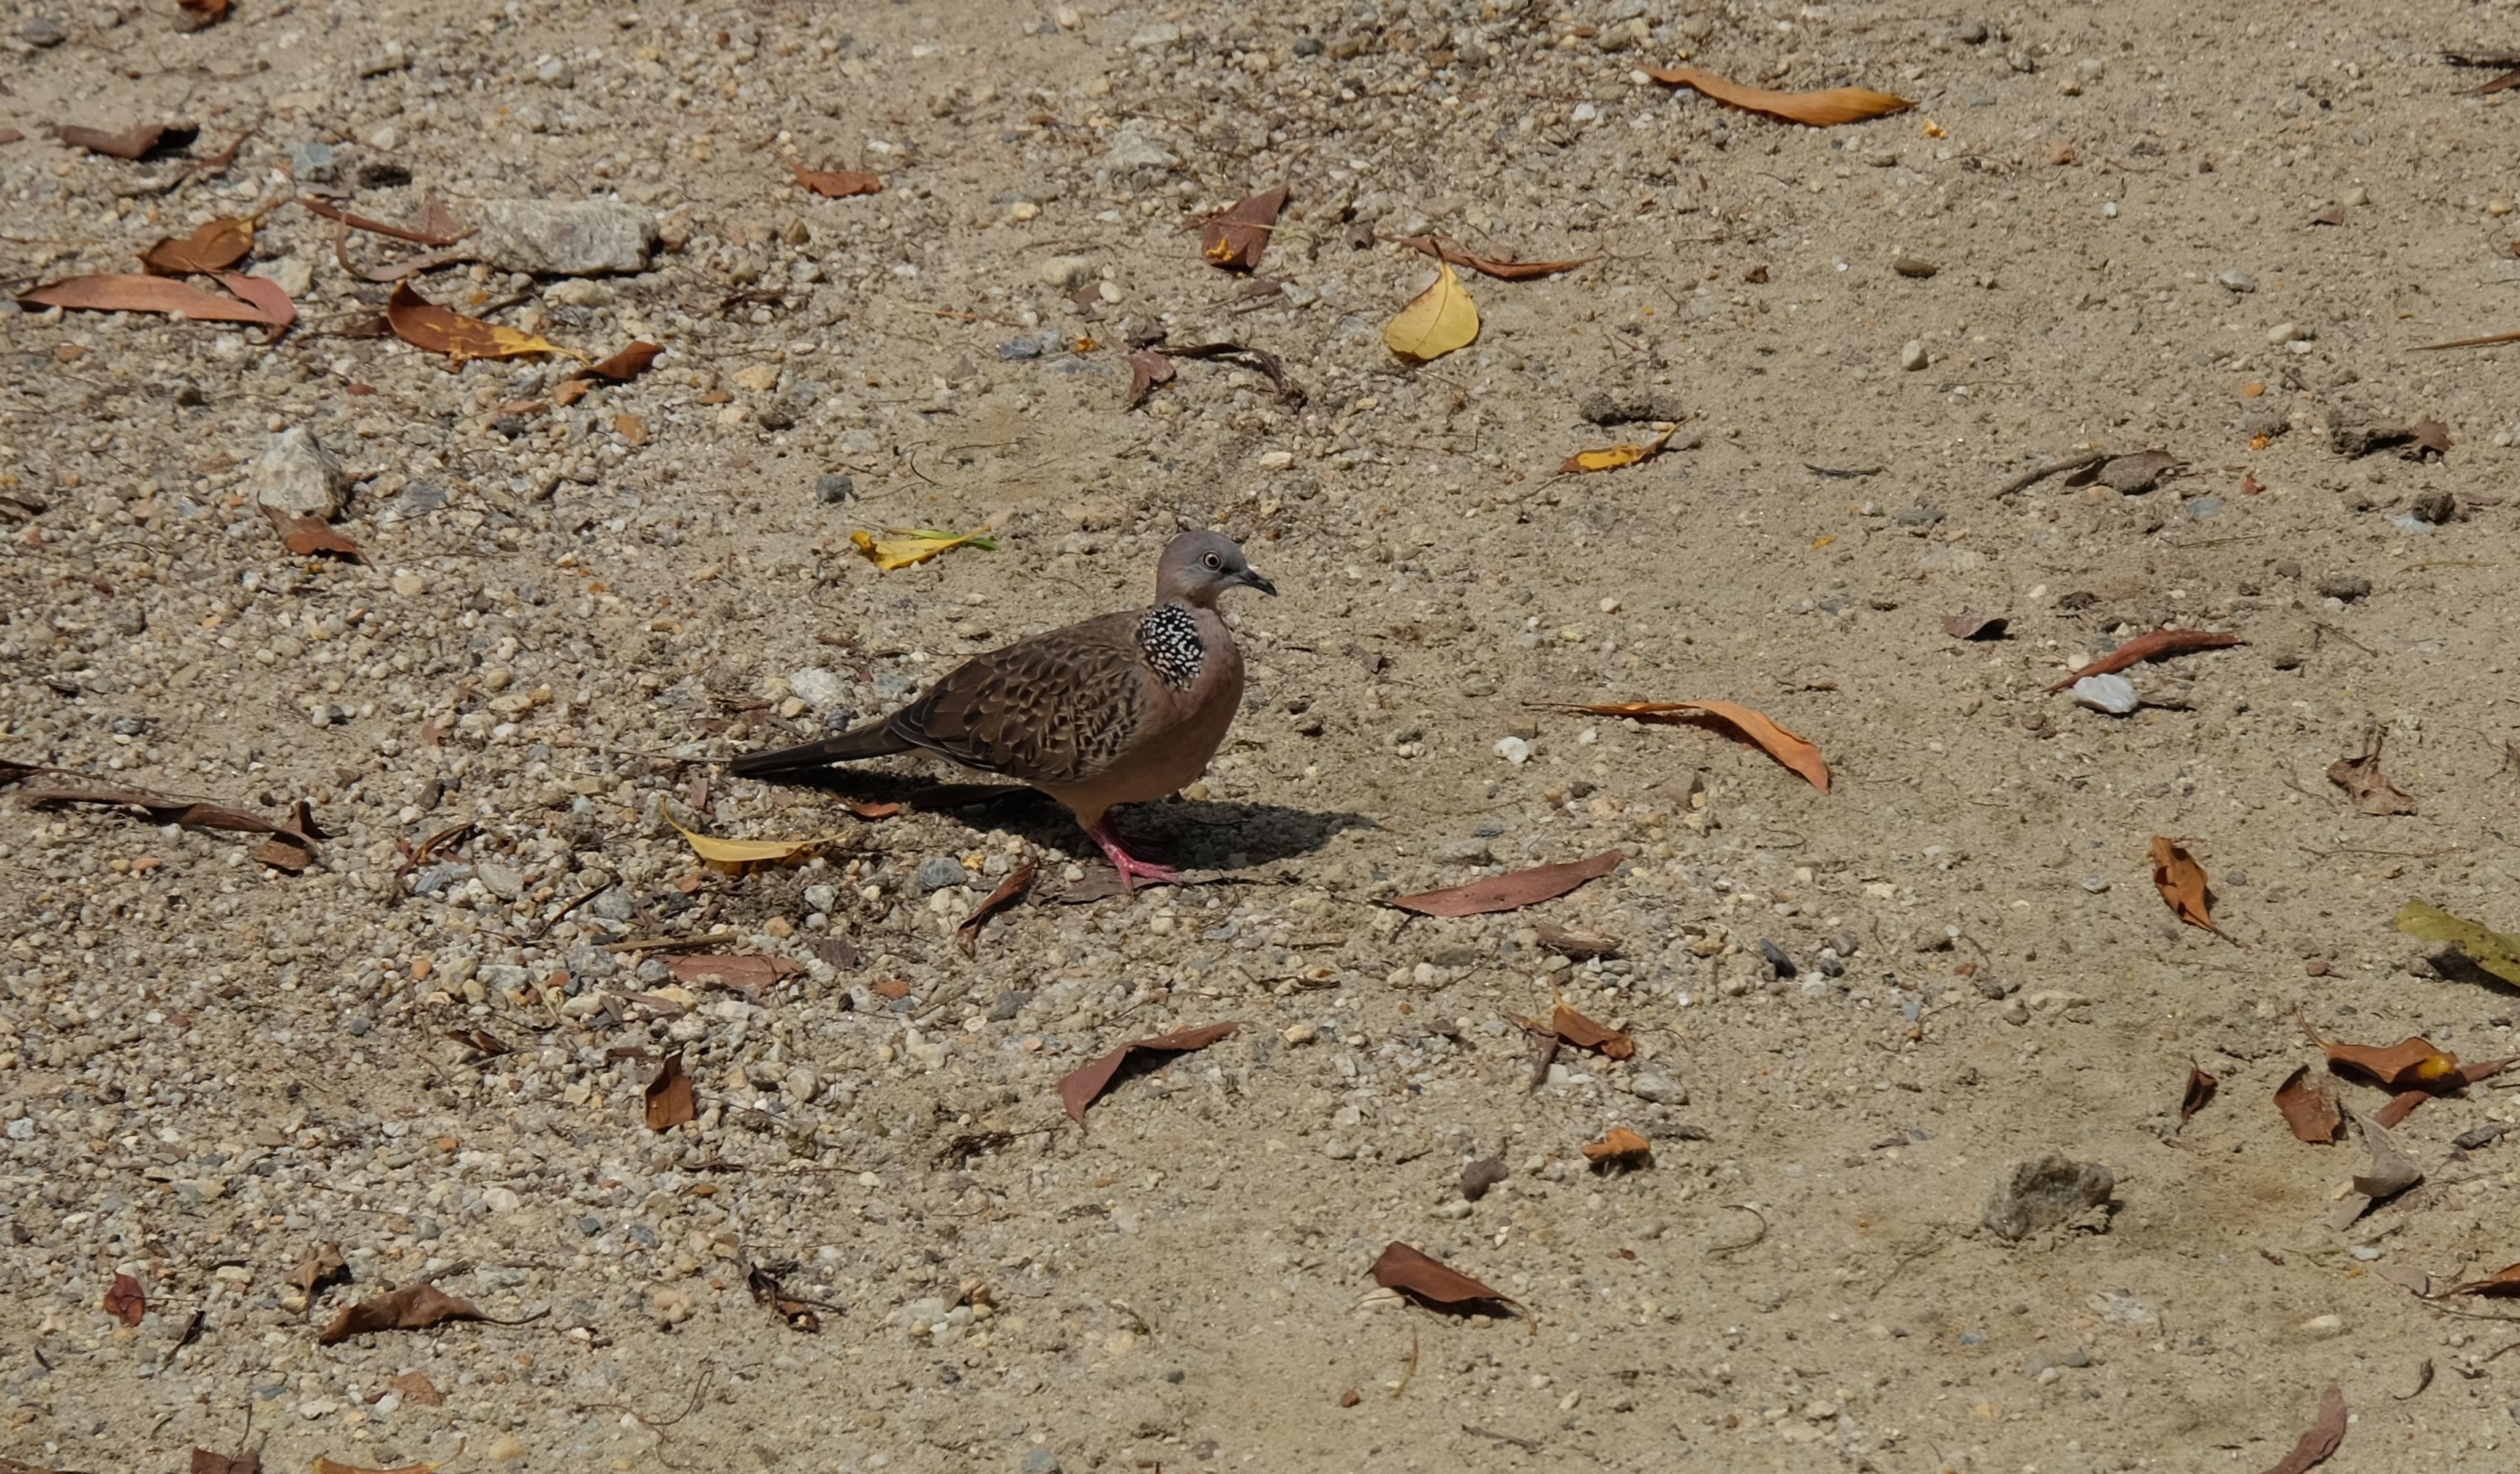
(730, 530), (1276, 889)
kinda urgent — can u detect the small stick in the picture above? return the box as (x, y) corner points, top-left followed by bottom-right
(1461, 1425), (1544, 1454)
(1997, 450), (2108, 494)
(1710, 1202), (1768, 1257)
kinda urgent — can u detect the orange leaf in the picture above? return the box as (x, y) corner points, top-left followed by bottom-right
(2179, 1064), (2217, 1126)
(1643, 65), (1913, 126)
(577, 341), (663, 383)
(1200, 184), (1287, 272)
(1388, 850), (1623, 917)
(1056, 1023), (1240, 1124)
(17, 271), (292, 327)
(104, 1272), (146, 1326)
(316, 1282), (488, 1345)
(1397, 233), (1594, 281)
(385, 281), (570, 364)
(142, 216), (254, 275)
(2148, 836), (2222, 936)
(1581, 1126), (1653, 1165)
(792, 165), (883, 198)
(660, 953), (803, 996)
(1551, 999), (1633, 1059)
(1369, 1241), (1521, 1314)
(644, 1053), (695, 1131)
(2451, 1263), (2520, 1296)
(1559, 428), (1675, 475)
(176, 0), (231, 28)
(266, 510), (362, 561)
(2304, 1024), (2464, 1092)
(1557, 700), (1830, 793)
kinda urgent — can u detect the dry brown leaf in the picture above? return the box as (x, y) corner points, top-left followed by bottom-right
(2179, 1064), (2218, 1127)
(2327, 744), (2415, 815)
(103, 1272), (145, 1326)
(645, 1053), (696, 1130)
(1369, 1241), (1521, 1315)
(0, 129), (22, 145)
(1396, 233), (1594, 281)
(661, 953), (802, 995)
(1550, 999), (1634, 1059)
(958, 859), (1037, 956)
(1643, 66), (1913, 126)
(143, 216), (254, 275)
(1556, 700), (1831, 793)
(55, 121), (195, 159)
(1388, 850), (1623, 918)
(1581, 1126), (1653, 1166)
(1056, 1023), (1241, 1124)
(2260, 1386), (2347, 1474)
(1200, 184), (1287, 272)
(2450, 1263), (2520, 1296)
(1124, 349), (1177, 410)
(18, 785), (318, 850)
(1943, 612), (2008, 640)
(315, 1282), (486, 1345)
(289, 1242), (350, 1299)
(792, 165), (883, 198)
(2274, 1065), (2345, 1144)
(576, 341), (663, 384)
(17, 272), (293, 328)
(191, 1448), (262, 1474)
(1559, 428), (1675, 475)
(387, 1372), (444, 1407)
(2148, 836), (2223, 937)
(2305, 1025), (2464, 1092)
(385, 282), (570, 364)
(267, 510), (363, 562)
(176, 0), (232, 28)
(298, 194), (472, 248)
(311, 1460), (437, 1474)
(2046, 629), (2244, 692)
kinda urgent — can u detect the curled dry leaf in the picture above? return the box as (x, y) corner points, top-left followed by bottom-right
(575, 341), (663, 384)
(192, 1448), (262, 1474)
(2451, 1263), (2520, 1297)
(1369, 1241), (1521, 1315)
(2310, 1030), (2462, 1092)
(17, 272), (293, 328)
(2179, 1064), (2218, 1126)
(1056, 1022), (1240, 1123)
(2331, 1110), (2423, 1230)
(175, 0), (231, 29)
(2260, 1386), (2347, 1474)
(312, 1461), (438, 1474)
(662, 953), (803, 995)
(103, 1272), (146, 1326)
(1643, 66), (1913, 126)
(267, 510), (363, 562)
(290, 1241), (351, 1300)
(669, 820), (824, 872)
(55, 121), (196, 159)
(644, 1053), (697, 1131)
(1397, 233), (1593, 281)
(1559, 428), (1675, 475)
(2275, 1065), (2345, 1143)
(1549, 999), (1634, 1059)
(1943, 612), (2008, 640)
(1581, 1126), (1653, 1167)
(850, 526), (998, 570)
(385, 282), (571, 364)
(1388, 850), (1623, 917)
(1124, 349), (1177, 410)
(2148, 836), (2224, 937)
(1200, 184), (1287, 272)
(2394, 899), (2520, 986)
(792, 165), (883, 198)
(1556, 700), (1831, 793)
(143, 216), (254, 275)
(957, 858), (1037, 957)
(18, 785), (318, 851)
(2045, 628), (2244, 692)
(2326, 743), (2416, 816)
(316, 1282), (486, 1345)
(1385, 261), (1479, 362)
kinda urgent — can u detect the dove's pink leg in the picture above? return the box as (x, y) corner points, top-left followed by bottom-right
(1082, 816), (1181, 891)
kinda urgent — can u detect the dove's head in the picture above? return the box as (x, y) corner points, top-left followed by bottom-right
(1155, 530), (1276, 608)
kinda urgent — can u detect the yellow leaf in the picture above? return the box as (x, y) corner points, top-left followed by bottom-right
(671, 820), (822, 872)
(1642, 65), (1913, 127)
(848, 526), (996, 571)
(1385, 261), (1479, 362)
(1920, 118), (1948, 138)
(1558, 428), (1675, 475)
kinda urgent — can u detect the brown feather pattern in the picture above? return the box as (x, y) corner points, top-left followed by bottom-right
(883, 611), (1162, 785)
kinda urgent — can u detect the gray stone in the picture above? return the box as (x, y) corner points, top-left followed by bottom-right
(249, 255), (314, 300)
(1627, 1070), (1688, 1106)
(1899, 339), (1929, 371)
(789, 667), (850, 710)
(2184, 494), (2225, 520)
(1019, 1446), (1062, 1473)
(412, 863), (466, 897)
(18, 16), (66, 46)
(474, 862), (524, 901)
(564, 945), (618, 980)
(2070, 673), (2138, 715)
(2214, 269), (2256, 294)
(2316, 572), (2371, 602)
(1100, 125), (1176, 175)
(988, 989), (1033, 1021)
(1982, 1154), (2114, 1241)
(478, 200), (659, 276)
(2080, 874), (2111, 893)
(388, 480), (450, 519)
(589, 888), (635, 921)
(815, 473), (857, 504)
(1956, 19), (1988, 43)
(249, 428), (345, 518)
(635, 958), (673, 984)
(916, 856), (969, 892)
(1127, 22), (1179, 48)
(1037, 254), (1094, 289)
(290, 142), (341, 185)
(2410, 489), (2455, 524)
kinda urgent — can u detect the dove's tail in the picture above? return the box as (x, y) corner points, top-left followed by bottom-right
(727, 719), (915, 779)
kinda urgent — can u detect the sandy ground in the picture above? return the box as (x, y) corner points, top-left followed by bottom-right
(8, 0), (2520, 1470)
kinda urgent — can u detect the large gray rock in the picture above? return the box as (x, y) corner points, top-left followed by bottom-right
(478, 200), (659, 276)
(250, 428), (344, 518)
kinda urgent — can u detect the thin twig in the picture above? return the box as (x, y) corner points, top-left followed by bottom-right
(1709, 1202), (1768, 1257)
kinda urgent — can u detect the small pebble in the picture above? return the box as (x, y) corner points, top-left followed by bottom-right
(1899, 340), (1929, 372)
(2070, 673), (2138, 714)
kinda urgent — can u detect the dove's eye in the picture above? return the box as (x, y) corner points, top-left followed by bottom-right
(1203, 553), (1222, 570)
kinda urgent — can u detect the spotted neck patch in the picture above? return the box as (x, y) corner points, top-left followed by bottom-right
(1137, 604), (1206, 689)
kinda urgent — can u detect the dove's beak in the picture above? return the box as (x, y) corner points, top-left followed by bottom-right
(1239, 567), (1279, 597)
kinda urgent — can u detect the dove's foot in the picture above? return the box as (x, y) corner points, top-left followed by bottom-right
(1083, 817), (1182, 891)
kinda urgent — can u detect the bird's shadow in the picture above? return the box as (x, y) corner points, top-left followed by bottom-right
(768, 770), (1375, 870)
